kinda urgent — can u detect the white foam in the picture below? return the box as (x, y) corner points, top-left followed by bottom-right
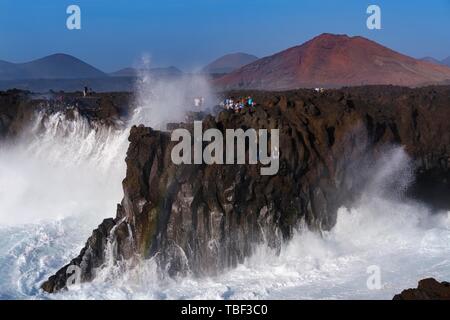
(42, 148), (450, 300)
(0, 92), (449, 299)
(0, 72), (217, 298)
(0, 111), (128, 226)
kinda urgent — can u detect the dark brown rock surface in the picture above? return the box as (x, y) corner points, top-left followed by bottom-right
(394, 278), (450, 300)
(0, 90), (132, 140)
(41, 85), (450, 293)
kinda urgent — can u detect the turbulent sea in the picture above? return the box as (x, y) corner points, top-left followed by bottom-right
(0, 103), (449, 300)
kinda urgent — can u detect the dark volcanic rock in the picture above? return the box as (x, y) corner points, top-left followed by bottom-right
(0, 89), (33, 138)
(0, 90), (133, 140)
(41, 218), (116, 293)
(393, 278), (450, 300)
(42, 86), (450, 293)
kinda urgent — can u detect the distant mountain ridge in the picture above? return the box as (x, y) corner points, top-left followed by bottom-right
(215, 33), (450, 90)
(2, 39), (450, 91)
(420, 57), (443, 65)
(443, 57), (450, 67)
(0, 54), (107, 80)
(109, 66), (182, 77)
(203, 52), (258, 74)
(0, 54), (186, 91)
(420, 56), (450, 67)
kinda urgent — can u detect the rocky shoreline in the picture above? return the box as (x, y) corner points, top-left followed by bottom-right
(394, 278), (450, 300)
(30, 85), (449, 294)
(0, 89), (132, 140)
(2, 87), (450, 298)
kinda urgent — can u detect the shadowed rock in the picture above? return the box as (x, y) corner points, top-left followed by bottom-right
(39, 85), (450, 293)
(394, 278), (450, 300)
(0, 90), (132, 140)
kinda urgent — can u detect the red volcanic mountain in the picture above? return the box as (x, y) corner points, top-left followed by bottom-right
(215, 33), (450, 90)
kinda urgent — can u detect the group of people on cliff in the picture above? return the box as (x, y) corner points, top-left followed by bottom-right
(221, 96), (255, 113)
(83, 86), (95, 97)
(193, 96), (205, 108)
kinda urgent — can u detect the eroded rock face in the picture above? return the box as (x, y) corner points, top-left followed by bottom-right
(394, 278), (450, 300)
(42, 86), (450, 293)
(0, 90), (132, 139)
(0, 89), (33, 138)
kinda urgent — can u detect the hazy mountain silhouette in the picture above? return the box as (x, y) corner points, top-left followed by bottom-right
(109, 66), (182, 77)
(420, 56), (450, 67)
(442, 56), (450, 67)
(203, 53), (258, 74)
(420, 56), (443, 65)
(0, 54), (107, 80)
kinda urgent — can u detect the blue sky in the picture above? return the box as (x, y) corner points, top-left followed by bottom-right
(0, 0), (449, 72)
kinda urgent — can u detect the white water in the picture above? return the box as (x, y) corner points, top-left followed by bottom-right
(0, 86), (449, 299)
(0, 110), (129, 298)
(46, 148), (450, 300)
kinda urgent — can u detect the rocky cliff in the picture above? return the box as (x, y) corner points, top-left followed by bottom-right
(394, 278), (450, 300)
(41, 86), (450, 293)
(0, 90), (132, 139)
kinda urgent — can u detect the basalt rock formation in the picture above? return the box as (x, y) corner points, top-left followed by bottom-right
(0, 90), (132, 139)
(42, 85), (450, 293)
(394, 278), (450, 300)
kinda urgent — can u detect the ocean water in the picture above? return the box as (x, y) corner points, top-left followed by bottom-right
(0, 111), (129, 299)
(0, 96), (449, 299)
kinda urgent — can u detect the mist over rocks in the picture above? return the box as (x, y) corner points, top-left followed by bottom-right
(0, 90), (133, 140)
(0, 89), (31, 138)
(39, 85), (450, 293)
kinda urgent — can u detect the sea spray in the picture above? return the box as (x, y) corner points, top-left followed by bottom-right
(133, 57), (216, 130)
(0, 71), (217, 298)
(43, 147), (450, 299)
(0, 80), (448, 299)
(0, 110), (128, 226)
